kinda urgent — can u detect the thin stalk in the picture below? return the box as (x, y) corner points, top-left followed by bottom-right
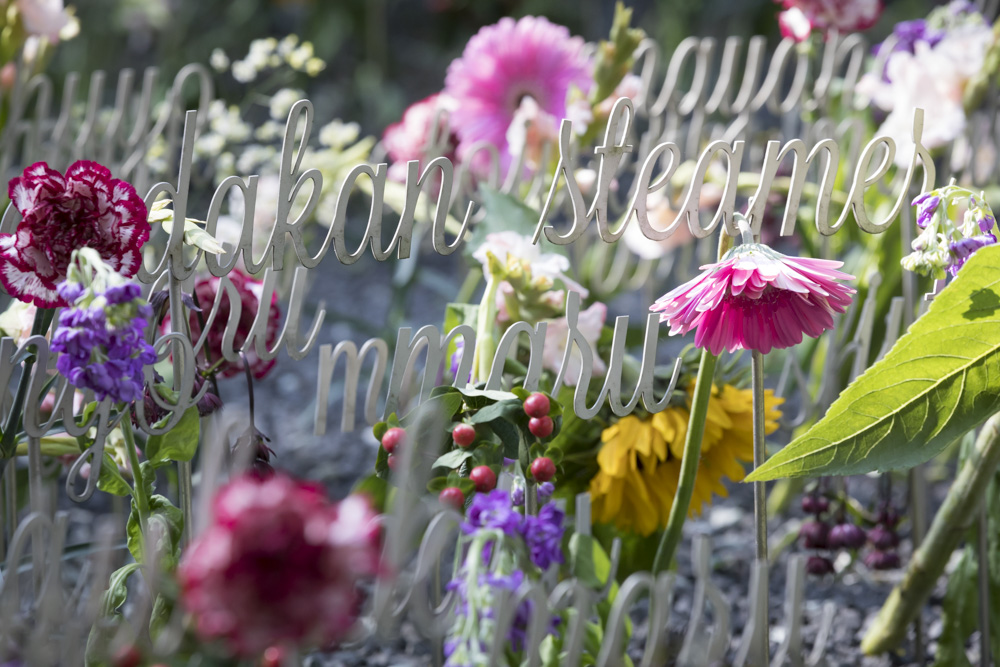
(751, 348), (770, 664)
(122, 419), (149, 530)
(862, 412), (1000, 654)
(978, 506), (991, 667)
(651, 349), (718, 574)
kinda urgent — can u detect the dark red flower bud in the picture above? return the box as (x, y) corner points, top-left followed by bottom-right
(806, 555), (835, 576)
(799, 520), (830, 549)
(867, 525), (900, 550)
(864, 550), (901, 570)
(828, 522), (867, 550)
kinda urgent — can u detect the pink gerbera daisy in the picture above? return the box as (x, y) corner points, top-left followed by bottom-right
(444, 15), (592, 176)
(651, 242), (856, 355)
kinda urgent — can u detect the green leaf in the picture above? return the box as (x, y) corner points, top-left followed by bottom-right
(352, 474), (389, 512)
(569, 533), (603, 589)
(465, 185), (556, 258)
(97, 453), (131, 497)
(748, 245), (1000, 481)
(426, 477), (448, 493)
(468, 399), (524, 425)
(127, 495), (184, 568)
(101, 563), (141, 616)
(433, 449), (473, 469)
(86, 562), (142, 666)
(145, 406), (200, 466)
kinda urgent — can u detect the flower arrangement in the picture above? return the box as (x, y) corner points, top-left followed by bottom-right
(3, 1), (1000, 666)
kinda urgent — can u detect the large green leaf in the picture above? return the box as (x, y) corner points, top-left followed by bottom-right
(748, 245), (1000, 481)
(145, 406), (200, 466)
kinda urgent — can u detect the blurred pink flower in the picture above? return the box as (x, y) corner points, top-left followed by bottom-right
(179, 474), (381, 657)
(651, 244), (855, 355)
(2, 161), (149, 308)
(17, 0), (70, 41)
(383, 93), (457, 182)
(444, 16), (592, 176)
(161, 268), (280, 380)
(542, 302), (607, 385)
(777, 0), (882, 41)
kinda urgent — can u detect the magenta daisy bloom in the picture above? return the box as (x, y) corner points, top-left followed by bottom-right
(444, 16), (592, 176)
(2, 161), (149, 308)
(651, 244), (856, 355)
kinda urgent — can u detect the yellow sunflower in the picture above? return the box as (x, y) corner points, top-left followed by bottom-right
(589, 383), (783, 536)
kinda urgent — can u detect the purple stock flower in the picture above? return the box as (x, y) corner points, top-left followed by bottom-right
(948, 233), (997, 275)
(51, 278), (156, 403)
(463, 490), (523, 537)
(521, 502), (565, 570)
(913, 193), (940, 229)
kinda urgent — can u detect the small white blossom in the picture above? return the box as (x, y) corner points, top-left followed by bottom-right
(269, 88), (304, 121)
(210, 48), (230, 72)
(319, 120), (360, 149)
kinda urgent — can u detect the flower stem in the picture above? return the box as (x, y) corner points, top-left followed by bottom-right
(122, 419), (150, 532)
(652, 349), (717, 574)
(861, 411), (1000, 655)
(750, 348), (769, 664)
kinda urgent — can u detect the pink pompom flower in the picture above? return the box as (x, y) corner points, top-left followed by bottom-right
(444, 16), (592, 176)
(2, 161), (149, 308)
(178, 473), (382, 657)
(651, 231), (856, 356)
(161, 268), (280, 380)
(777, 0), (882, 42)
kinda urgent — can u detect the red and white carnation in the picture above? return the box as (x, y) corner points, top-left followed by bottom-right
(1, 161), (149, 308)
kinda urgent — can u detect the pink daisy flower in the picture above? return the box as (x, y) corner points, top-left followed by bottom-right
(651, 243), (856, 355)
(2, 161), (149, 308)
(444, 16), (592, 176)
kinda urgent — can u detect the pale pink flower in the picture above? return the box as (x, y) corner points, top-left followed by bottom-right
(17, 0), (70, 41)
(444, 16), (593, 176)
(542, 302), (607, 385)
(382, 93), (457, 182)
(178, 473), (381, 656)
(505, 96), (559, 172)
(777, 0), (882, 41)
(651, 244), (855, 355)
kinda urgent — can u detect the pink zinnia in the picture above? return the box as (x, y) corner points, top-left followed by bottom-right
(777, 0), (882, 42)
(2, 161), (149, 308)
(178, 473), (381, 656)
(651, 244), (856, 355)
(444, 16), (592, 176)
(383, 93), (457, 183)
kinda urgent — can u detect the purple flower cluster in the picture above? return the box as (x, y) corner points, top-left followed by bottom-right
(462, 490), (565, 570)
(51, 281), (156, 403)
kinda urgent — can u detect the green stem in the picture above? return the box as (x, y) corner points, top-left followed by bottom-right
(13, 436), (81, 458)
(861, 411), (1000, 655)
(651, 349), (718, 574)
(122, 419), (150, 532)
(472, 273), (500, 384)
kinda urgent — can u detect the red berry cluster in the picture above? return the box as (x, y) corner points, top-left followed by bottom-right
(524, 392), (553, 439)
(863, 505), (901, 571)
(382, 426), (406, 471)
(799, 492), (866, 576)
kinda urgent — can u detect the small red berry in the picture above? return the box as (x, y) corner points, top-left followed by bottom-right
(261, 646), (285, 667)
(452, 424), (476, 448)
(805, 555), (835, 576)
(523, 392), (550, 419)
(530, 457), (556, 482)
(386, 454), (398, 471)
(112, 646), (142, 667)
(439, 487), (465, 511)
(382, 427), (405, 454)
(528, 416), (554, 439)
(470, 466), (497, 492)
